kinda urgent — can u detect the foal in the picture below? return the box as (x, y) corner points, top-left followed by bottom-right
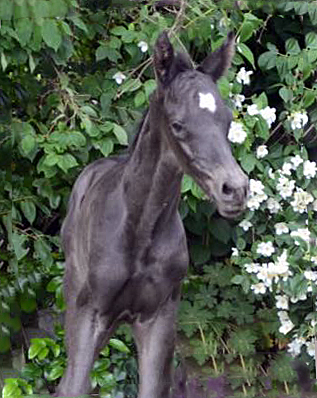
(54, 31), (248, 398)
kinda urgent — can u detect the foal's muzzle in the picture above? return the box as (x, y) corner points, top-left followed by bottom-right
(216, 174), (249, 219)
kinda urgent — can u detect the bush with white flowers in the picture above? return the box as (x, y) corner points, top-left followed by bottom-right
(227, 57), (317, 364)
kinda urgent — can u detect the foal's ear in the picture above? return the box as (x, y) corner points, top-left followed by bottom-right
(197, 31), (235, 81)
(154, 31), (174, 86)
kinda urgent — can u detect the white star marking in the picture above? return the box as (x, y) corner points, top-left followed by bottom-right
(199, 92), (217, 113)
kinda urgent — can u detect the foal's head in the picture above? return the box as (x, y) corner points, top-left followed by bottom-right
(153, 32), (249, 218)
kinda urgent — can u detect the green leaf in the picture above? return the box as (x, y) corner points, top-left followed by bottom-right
(28, 53), (36, 73)
(20, 200), (36, 224)
(15, 18), (33, 46)
(303, 89), (316, 107)
(81, 106), (98, 118)
(57, 153), (78, 172)
(144, 79), (156, 98)
(209, 218), (232, 244)
(28, 340), (46, 359)
(44, 153), (60, 167)
(254, 92), (268, 108)
(20, 294), (37, 313)
(96, 46), (120, 62)
(309, 3), (317, 24)
(34, 238), (53, 267)
(279, 87), (293, 103)
(21, 135), (36, 155)
(217, 76), (230, 98)
(285, 38), (301, 55)
(69, 16), (88, 32)
(37, 347), (49, 360)
(49, 0), (68, 18)
(0, 0), (13, 20)
(41, 20), (62, 51)
(47, 365), (64, 381)
(181, 174), (193, 193)
(190, 245), (210, 265)
(305, 32), (317, 49)
(113, 124), (128, 145)
(99, 138), (114, 156)
(258, 51), (277, 70)
(241, 153), (256, 173)
(237, 43), (255, 68)
(32, 0), (50, 25)
(239, 22), (254, 42)
(11, 233), (29, 260)
(1, 52), (8, 71)
(2, 383), (22, 398)
(109, 338), (130, 353)
(134, 90), (145, 107)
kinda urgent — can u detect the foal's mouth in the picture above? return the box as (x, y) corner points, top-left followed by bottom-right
(192, 173), (248, 219)
(216, 205), (246, 219)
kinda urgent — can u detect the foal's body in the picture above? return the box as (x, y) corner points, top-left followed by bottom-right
(55, 32), (248, 398)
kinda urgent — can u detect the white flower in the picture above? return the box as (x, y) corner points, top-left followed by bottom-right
(281, 162), (293, 176)
(278, 311), (295, 334)
(257, 241), (275, 257)
(113, 71), (126, 85)
(247, 179), (268, 211)
(304, 270), (317, 281)
(276, 295), (289, 310)
(256, 145), (268, 159)
(268, 168), (275, 179)
(137, 41), (148, 53)
(306, 340), (316, 357)
(274, 222), (289, 235)
(247, 104), (260, 116)
(288, 337), (305, 357)
(291, 189), (314, 213)
(290, 292), (307, 303)
(236, 67), (253, 85)
(276, 176), (295, 199)
(311, 256), (317, 265)
(232, 247), (239, 257)
(313, 199), (317, 211)
(250, 179), (265, 195)
(290, 228), (310, 245)
(290, 154), (303, 168)
(303, 160), (317, 179)
(245, 262), (260, 273)
(289, 111), (309, 130)
(259, 106), (276, 128)
(247, 195), (264, 211)
(251, 282), (266, 294)
(273, 250), (292, 280)
(266, 198), (281, 214)
(228, 121), (247, 144)
(232, 94), (245, 109)
(239, 220), (252, 231)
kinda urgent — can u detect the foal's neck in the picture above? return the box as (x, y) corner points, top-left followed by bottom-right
(123, 103), (183, 224)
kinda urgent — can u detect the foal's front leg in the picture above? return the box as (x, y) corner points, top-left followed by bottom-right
(132, 290), (180, 398)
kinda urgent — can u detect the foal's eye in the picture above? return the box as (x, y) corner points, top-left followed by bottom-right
(171, 121), (183, 133)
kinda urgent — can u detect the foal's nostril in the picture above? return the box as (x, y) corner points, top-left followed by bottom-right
(222, 183), (234, 197)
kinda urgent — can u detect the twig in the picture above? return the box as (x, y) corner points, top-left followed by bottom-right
(169, 0), (187, 36)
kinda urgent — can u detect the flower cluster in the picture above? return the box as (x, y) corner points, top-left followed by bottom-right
(230, 88), (316, 359)
(288, 111), (309, 130)
(247, 103), (276, 128)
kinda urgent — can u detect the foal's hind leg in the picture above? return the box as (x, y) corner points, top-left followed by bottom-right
(133, 289), (180, 398)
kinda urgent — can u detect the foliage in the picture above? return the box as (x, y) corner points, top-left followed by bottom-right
(1, 0), (317, 396)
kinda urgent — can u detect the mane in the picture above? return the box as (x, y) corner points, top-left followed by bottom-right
(129, 108), (150, 154)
